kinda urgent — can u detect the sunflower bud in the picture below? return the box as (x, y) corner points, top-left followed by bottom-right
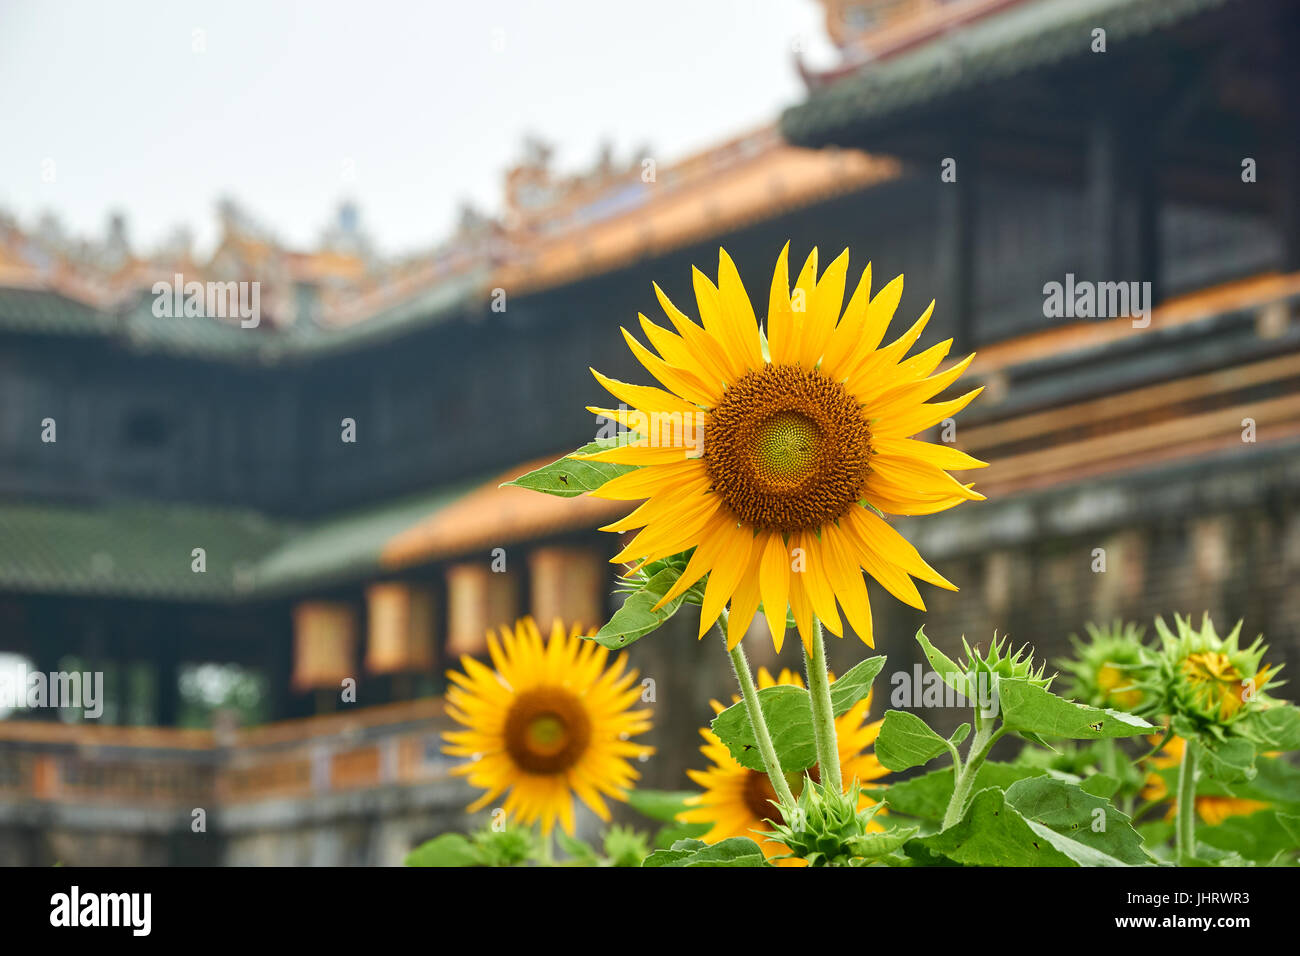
(1059, 620), (1147, 711)
(763, 778), (883, 867)
(1138, 613), (1283, 737)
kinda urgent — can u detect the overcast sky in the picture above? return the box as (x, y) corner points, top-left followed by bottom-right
(0, 0), (837, 258)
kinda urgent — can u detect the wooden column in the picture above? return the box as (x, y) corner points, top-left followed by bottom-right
(527, 545), (607, 632)
(365, 582), (437, 675)
(291, 601), (358, 694)
(446, 562), (519, 658)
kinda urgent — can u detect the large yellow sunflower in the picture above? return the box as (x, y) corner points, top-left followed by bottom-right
(443, 617), (653, 835)
(678, 667), (888, 864)
(580, 245), (985, 651)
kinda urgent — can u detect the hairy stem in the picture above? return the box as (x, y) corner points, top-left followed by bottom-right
(721, 612), (796, 810)
(941, 712), (1005, 829)
(803, 616), (842, 792)
(1176, 738), (1200, 865)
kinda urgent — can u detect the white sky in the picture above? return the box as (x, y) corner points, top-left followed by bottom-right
(0, 0), (838, 258)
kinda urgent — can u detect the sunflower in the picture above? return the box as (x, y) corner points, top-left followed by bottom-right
(1059, 620), (1147, 711)
(1142, 735), (1269, 824)
(443, 617), (653, 835)
(579, 245), (985, 651)
(678, 667), (888, 864)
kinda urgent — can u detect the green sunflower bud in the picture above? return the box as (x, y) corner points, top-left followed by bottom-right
(1138, 613), (1284, 739)
(1058, 620), (1148, 711)
(763, 778), (888, 867)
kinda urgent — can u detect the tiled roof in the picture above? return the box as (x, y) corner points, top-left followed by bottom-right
(782, 0), (1238, 148)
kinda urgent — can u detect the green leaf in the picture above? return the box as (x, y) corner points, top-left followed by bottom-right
(591, 568), (686, 649)
(828, 656), (887, 716)
(949, 723), (971, 747)
(556, 831), (600, 866)
(874, 710), (953, 772)
(1239, 705), (1300, 751)
(625, 789), (697, 824)
(873, 763), (1047, 822)
(642, 837), (768, 867)
(502, 438), (635, 498)
(917, 786), (1146, 867)
(997, 678), (1154, 740)
(851, 826), (919, 860)
(653, 821), (711, 850)
(914, 627), (972, 699)
(1004, 776), (1154, 866)
(404, 833), (482, 867)
(711, 685), (815, 773)
(1198, 808), (1299, 863)
(1198, 736), (1256, 785)
(1277, 813), (1300, 847)
(1079, 773), (1122, 799)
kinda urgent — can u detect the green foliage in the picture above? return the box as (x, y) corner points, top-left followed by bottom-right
(709, 658), (884, 773)
(501, 437), (635, 497)
(712, 684), (816, 773)
(997, 678), (1155, 740)
(763, 779), (905, 867)
(642, 838), (769, 867)
(874, 710), (959, 772)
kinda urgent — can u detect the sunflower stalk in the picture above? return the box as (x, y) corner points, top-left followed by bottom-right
(1175, 737), (1199, 864)
(941, 707), (1006, 829)
(719, 609), (797, 810)
(803, 616), (843, 792)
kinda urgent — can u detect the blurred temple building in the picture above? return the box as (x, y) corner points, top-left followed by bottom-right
(2, 0), (1300, 864)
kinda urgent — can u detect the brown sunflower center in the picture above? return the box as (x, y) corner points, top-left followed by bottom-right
(504, 687), (592, 774)
(705, 364), (871, 532)
(741, 765), (821, 825)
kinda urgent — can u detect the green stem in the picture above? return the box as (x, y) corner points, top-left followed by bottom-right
(803, 616), (842, 792)
(720, 612), (796, 810)
(941, 714), (1005, 829)
(1176, 738), (1199, 865)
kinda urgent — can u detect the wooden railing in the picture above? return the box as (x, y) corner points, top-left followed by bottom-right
(0, 697), (457, 808)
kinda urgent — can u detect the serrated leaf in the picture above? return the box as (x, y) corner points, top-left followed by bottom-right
(503, 438), (636, 498)
(874, 710), (952, 772)
(404, 833), (481, 867)
(917, 786), (1145, 867)
(711, 684), (816, 773)
(1004, 776), (1154, 865)
(829, 656), (887, 716)
(1199, 736), (1256, 785)
(997, 678), (1154, 740)
(872, 763), (1047, 822)
(642, 837), (767, 867)
(1239, 705), (1300, 751)
(591, 567), (685, 649)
